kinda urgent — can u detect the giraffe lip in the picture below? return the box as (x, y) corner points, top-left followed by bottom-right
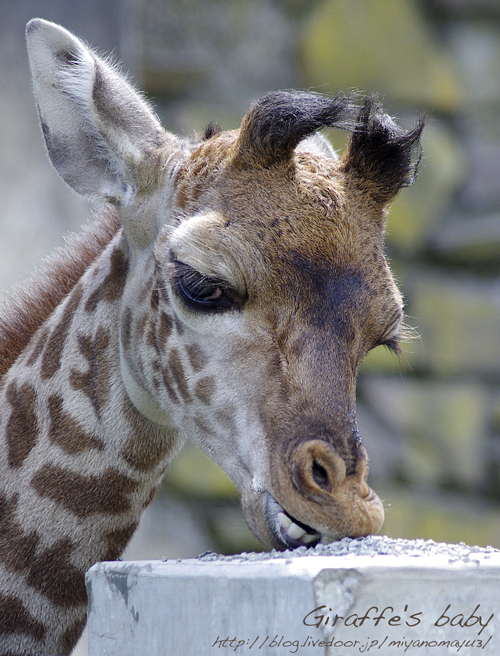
(265, 494), (321, 550)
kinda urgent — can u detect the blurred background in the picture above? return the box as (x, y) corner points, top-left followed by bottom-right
(2, 0), (500, 606)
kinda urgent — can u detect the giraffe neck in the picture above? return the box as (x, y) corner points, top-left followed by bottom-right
(120, 338), (174, 428)
(0, 229), (181, 655)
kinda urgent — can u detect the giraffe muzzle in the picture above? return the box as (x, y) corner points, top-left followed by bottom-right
(249, 440), (384, 551)
(266, 494), (322, 549)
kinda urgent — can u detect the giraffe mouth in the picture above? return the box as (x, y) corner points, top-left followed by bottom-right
(265, 494), (322, 550)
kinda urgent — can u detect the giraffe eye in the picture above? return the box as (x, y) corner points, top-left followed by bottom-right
(173, 261), (236, 312)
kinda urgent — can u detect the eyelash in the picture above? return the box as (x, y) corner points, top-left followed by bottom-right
(383, 336), (402, 355)
(172, 261), (237, 312)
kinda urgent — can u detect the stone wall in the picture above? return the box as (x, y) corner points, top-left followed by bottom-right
(2, 0), (500, 566)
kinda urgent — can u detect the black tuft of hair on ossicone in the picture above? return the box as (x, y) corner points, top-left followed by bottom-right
(344, 95), (427, 204)
(233, 90), (426, 199)
(203, 122), (222, 140)
(236, 90), (360, 167)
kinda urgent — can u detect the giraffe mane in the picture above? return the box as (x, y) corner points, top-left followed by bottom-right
(0, 206), (121, 379)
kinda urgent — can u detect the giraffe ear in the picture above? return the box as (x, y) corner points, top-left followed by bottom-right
(296, 133), (338, 160)
(26, 19), (172, 207)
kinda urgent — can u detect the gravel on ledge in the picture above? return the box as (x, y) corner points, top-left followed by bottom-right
(193, 535), (499, 564)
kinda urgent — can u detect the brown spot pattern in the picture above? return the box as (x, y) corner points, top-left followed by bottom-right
(158, 312), (173, 346)
(0, 494), (85, 607)
(40, 283), (84, 380)
(102, 521), (139, 561)
(48, 395), (104, 454)
(84, 246), (128, 313)
(0, 493), (39, 573)
(162, 366), (180, 405)
(185, 344), (207, 372)
(6, 381), (39, 468)
(69, 327), (112, 418)
(169, 349), (192, 403)
(174, 318), (185, 335)
(214, 407), (237, 432)
(26, 538), (87, 608)
(121, 397), (172, 471)
(31, 465), (139, 518)
(195, 376), (216, 405)
(193, 413), (217, 436)
(0, 593), (46, 640)
(142, 484), (160, 509)
(150, 287), (159, 309)
(59, 617), (87, 655)
(121, 436), (170, 472)
(26, 325), (50, 367)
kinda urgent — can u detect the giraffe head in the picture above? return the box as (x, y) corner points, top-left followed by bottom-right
(27, 19), (424, 550)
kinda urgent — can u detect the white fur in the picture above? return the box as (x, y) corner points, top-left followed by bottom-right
(297, 132), (338, 159)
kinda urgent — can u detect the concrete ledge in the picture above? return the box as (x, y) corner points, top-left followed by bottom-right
(86, 537), (500, 655)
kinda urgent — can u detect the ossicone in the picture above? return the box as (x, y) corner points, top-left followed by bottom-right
(234, 90), (360, 168)
(342, 95), (427, 205)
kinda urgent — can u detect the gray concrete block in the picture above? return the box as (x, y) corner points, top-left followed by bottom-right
(86, 537), (500, 656)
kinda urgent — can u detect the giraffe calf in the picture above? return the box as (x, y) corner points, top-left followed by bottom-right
(0, 18), (425, 655)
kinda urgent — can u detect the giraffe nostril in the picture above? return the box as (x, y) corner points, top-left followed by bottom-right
(311, 460), (329, 490)
(291, 440), (346, 498)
